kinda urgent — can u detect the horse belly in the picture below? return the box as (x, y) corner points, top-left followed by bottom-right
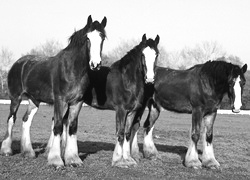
(155, 92), (192, 113)
(24, 64), (54, 104)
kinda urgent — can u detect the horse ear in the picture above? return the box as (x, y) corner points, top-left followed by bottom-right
(155, 35), (160, 45)
(142, 34), (147, 42)
(87, 15), (92, 26)
(101, 17), (107, 28)
(242, 64), (247, 73)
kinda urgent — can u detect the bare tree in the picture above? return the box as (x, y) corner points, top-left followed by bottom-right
(26, 39), (63, 57)
(105, 39), (139, 65)
(0, 47), (14, 92)
(156, 45), (170, 67)
(166, 41), (227, 69)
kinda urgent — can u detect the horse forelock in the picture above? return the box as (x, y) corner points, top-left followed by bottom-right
(90, 21), (106, 39)
(146, 38), (159, 55)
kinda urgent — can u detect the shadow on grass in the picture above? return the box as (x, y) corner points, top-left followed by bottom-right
(2, 140), (201, 163)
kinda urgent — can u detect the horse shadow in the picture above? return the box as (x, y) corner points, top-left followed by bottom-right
(3, 140), (197, 163)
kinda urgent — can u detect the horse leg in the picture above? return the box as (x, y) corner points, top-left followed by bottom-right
(47, 100), (67, 167)
(21, 99), (39, 158)
(121, 111), (137, 167)
(64, 101), (83, 166)
(45, 108), (68, 157)
(130, 120), (140, 162)
(45, 117), (54, 156)
(130, 107), (146, 162)
(143, 99), (160, 160)
(185, 107), (202, 169)
(112, 107), (126, 167)
(201, 112), (220, 169)
(61, 111), (68, 158)
(0, 97), (21, 156)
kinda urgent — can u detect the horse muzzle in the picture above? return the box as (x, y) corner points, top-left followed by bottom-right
(145, 78), (154, 84)
(232, 108), (241, 113)
(90, 61), (101, 71)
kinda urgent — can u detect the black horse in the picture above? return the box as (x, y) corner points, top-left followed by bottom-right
(0, 15), (107, 167)
(72, 34), (159, 167)
(129, 60), (247, 169)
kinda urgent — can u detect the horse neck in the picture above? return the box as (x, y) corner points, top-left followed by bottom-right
(62, 43), (90, 75)
(201, 66), (229, 99)
(125, 56), (143, 82)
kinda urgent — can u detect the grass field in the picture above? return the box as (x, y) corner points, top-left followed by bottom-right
(0, 104), (249, 179)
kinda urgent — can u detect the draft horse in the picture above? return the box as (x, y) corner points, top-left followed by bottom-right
(0, 15), (107, 167)
(80, 34), (159, 167)
(131, 60), (247, 169)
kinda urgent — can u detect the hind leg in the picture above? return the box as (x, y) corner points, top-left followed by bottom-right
(0, 97), (21, 156)
(21, 99), (39, 158)
(130, 107), (146, 162)
(143, 99), (160, 160)
(45, 118), (54, 156)
(185, 107), (202, 169)
(201, 112), (220, 169)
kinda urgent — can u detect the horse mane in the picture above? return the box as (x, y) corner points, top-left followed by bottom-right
(116, 41), (145, 69)
(64, 21), (106, 50)
(200, 60), (239, 84)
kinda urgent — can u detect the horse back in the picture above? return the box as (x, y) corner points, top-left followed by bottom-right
(154, 66), (201, 113)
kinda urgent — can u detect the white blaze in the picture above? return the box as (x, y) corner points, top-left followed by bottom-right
(87, 30), (102, 69)
(233, 76), (242, 111)
(143, 47), (156, 83)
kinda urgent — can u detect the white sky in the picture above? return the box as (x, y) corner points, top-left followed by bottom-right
(0, 0), (250, 66)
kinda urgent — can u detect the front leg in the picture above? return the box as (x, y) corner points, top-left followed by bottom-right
(201, 112), (220, 169)
(63, 101), (83, 167)
(185, 107), (202, 169)
(112, 108), (137, 168)
(143, 99), (160, 160)
(47, 100), (67, 167)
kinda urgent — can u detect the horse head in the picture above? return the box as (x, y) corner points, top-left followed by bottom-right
(141, 34), (160, 84)
(86, 15), (107, 70)
(228, 63), (247, 113)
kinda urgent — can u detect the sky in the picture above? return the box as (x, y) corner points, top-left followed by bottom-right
(0, 0), (250, 66)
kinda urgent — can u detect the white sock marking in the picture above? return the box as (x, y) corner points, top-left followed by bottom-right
(21, 107), (38, 151)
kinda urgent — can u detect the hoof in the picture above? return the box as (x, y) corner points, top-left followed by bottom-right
(131, 153), (141, 163)
(0, 151), (13, 157)
(65, 155), (83, 167)
(202, 159), (220, 169)
(48, 156), (64, 167)
(21, 150), (36, 158)
(112, 157), (137, 168)
(0, 149), (13, 156)
(143, 150), (159, 160)
(185, 159), (202, 169)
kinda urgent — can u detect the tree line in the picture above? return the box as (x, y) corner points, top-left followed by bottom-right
(0, 39), (247, 109)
